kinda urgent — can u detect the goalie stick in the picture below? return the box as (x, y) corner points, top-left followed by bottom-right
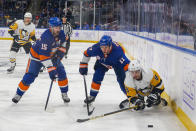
(77, 105), (137, 123)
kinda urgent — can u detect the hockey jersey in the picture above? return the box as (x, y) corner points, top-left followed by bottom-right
(124, 68), (164, 97)
(30, 29), (66, 67)
(8, 20), (36, 45)
(83, 41), (130, 71)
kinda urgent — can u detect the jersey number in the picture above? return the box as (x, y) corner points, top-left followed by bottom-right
(41, 44), (48, 50)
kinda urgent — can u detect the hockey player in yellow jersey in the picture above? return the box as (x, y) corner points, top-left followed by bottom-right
(7, 12), (36, 73)
(119, 60), (167, 110)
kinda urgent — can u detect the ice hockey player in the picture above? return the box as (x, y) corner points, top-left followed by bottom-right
(119, 60), (167, 111)
(79, 35), (130, 105)
(61, 15), (72, 58)
(7, 12), (36, 73)
(12, 17), (70, 104)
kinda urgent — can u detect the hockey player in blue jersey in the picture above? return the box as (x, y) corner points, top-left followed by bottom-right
(79, 35), (130, 104)
(12, 17), (70, 104)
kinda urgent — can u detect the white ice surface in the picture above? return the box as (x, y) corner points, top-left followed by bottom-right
(0, 40), (187, 131)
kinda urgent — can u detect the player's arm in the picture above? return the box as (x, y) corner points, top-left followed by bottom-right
(117, 53), (130, 71)
(38, 42), (52, 67)
(52, 31), (67, 60)
(150, 69), (164, 94)
(146, 69), (165, 107)
(79, 45), (97, 75)
(38, 38), (58, 80)
(29, 29), (36, 41)
(8, 22), (18, 39)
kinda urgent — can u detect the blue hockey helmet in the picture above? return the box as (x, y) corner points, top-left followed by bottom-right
(99, 35), (112, 47)
(49, 17), (62, 27)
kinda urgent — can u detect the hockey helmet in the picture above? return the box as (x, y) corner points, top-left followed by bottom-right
(128, 60), (141, 72)
(49, 17), (62, 27)
(99, 35), (112, 47)
(24, 12), (32, 19)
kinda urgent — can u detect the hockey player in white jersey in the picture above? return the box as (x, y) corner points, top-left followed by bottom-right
(7, 12), (36, 73)
(119, 60), (167, 110)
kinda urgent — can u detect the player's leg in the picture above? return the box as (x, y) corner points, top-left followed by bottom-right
(12, 59), (42, 103)
(7, 41), (21, 73)
(113, 67), (126, 94)
(64, 37), (70, 58)
(84, 61), (108, 104)
(113, 67), (130, 109)
(22, 42), (32, 54)
(56, 61), (70, 103)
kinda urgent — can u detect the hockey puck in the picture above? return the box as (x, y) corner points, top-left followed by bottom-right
(148, 125), (153, 128)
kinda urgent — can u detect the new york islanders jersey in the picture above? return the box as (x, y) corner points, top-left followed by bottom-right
(82, 42), (130, 71)
(124, 68), (164, 98)
(30, 29), (66, 67)
(8, 20), (35, 45)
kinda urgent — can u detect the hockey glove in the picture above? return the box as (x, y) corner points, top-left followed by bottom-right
(119, 99), (129, 109)
(130, 97), (145, 111)
(47, 66), (58, 80)
(134, 99), (145, 111)
(79, 62), (88, 75)
(146, 93), (161, 107)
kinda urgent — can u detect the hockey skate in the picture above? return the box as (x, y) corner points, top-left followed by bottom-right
(62, 93), (70, 103)
(84, 96), (95, 104)
(12, 94), (22, 104)
(83, 96), (95, 107)
(7, 63), (16, 73)
(39, 66), (45, 73)
(64, 55), (68, 59)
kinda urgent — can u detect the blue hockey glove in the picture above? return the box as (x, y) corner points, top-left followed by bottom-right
(47, 66), (58, 80)
(79, 62), (88, 75)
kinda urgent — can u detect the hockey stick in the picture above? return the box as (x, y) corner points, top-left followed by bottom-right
(77, 105), (137, 123)
(83, 75), (95, 116)
(44, 79), (54, 111)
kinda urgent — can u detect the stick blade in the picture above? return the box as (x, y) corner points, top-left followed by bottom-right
(45, 108), (55, 113)
(77, 118), (90, 123)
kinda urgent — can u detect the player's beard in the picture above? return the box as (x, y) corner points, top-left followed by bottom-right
(51, 29), (60, 37)
(53, 30), (60, 37)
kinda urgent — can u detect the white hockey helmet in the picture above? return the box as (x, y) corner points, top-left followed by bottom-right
(24, 12), (32, 19)
(128, 60), (141, 72)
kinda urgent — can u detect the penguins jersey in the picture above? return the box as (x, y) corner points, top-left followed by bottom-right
(82, 41), (130, 71)
(8, 20), (36, 45)
(124, 68), (164, 98)
(30, 29), (66, 67)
